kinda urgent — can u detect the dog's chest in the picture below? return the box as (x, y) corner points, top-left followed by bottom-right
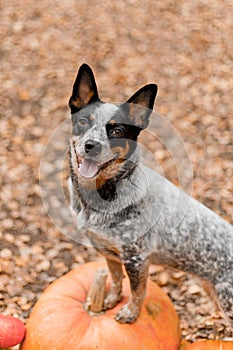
(78, 201), (150, 247)
(86, 229), (122, 262)
(77, 206), (116, 230)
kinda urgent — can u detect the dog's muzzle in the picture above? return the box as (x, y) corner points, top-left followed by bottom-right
(76, 142), (119, 180)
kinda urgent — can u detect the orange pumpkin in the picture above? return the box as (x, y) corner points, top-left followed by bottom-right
(185, 340), (233, 350)
(20, 261), (181, 350)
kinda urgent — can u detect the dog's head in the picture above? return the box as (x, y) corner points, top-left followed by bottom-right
(69, 64), (157, 189)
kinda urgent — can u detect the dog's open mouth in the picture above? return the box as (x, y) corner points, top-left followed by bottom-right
(77, 154), (118, 179)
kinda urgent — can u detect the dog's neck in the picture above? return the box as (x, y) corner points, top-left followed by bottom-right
(97, 155), (138, 202)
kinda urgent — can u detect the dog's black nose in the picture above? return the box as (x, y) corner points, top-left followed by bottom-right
(84, 140), (102, 156)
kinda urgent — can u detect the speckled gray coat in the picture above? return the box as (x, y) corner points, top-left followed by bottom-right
(69, 63), (233, 326)
(70, 146), (233, 323)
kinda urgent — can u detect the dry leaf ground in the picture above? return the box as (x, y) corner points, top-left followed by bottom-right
(0, 0), (232, 344)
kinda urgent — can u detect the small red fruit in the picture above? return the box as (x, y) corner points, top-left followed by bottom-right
(0, 314), (26, 348)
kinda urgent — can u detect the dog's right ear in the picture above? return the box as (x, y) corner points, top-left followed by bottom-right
(69, 64), (99, 113)
(119, 84), (157, 130)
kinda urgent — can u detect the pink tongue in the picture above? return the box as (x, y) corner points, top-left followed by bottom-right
(79, 158), (99, 179)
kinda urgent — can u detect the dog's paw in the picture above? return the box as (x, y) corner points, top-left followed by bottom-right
(104, 292), (122, 310)
(114, 302), (140, 323)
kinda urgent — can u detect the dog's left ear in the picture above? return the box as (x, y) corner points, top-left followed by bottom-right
(124, 84), (157, 129)
(69, 63), (99, 113)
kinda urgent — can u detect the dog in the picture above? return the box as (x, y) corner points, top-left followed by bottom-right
(68, 63), (233, 326)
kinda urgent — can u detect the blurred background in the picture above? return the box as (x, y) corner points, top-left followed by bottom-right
(0, 0), (232, 342)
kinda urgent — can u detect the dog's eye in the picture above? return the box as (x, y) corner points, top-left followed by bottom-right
(110, 127), (125, 137)
(78, 118), (88, 126)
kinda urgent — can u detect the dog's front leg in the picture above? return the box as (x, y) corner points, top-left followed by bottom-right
(115, 257), (150, 323)
(104, 258), (124, 310)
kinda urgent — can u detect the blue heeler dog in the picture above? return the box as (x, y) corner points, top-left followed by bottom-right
(68, 63), (233, 326)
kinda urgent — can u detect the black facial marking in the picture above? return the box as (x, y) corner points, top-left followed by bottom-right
(107, 124), (126, 139)
(106, 121), (141, 159)
(106, 118), (142, 141)
(106, 123), (127, 147)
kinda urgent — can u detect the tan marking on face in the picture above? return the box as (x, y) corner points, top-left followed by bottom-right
(109, 119), (116, 125)
(111, 140), (130, 161)
(76, 141), (130, 190)
(77, 158), (124, 190)
(96, 159), (124, 189)
(89, 114), (95, 121)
